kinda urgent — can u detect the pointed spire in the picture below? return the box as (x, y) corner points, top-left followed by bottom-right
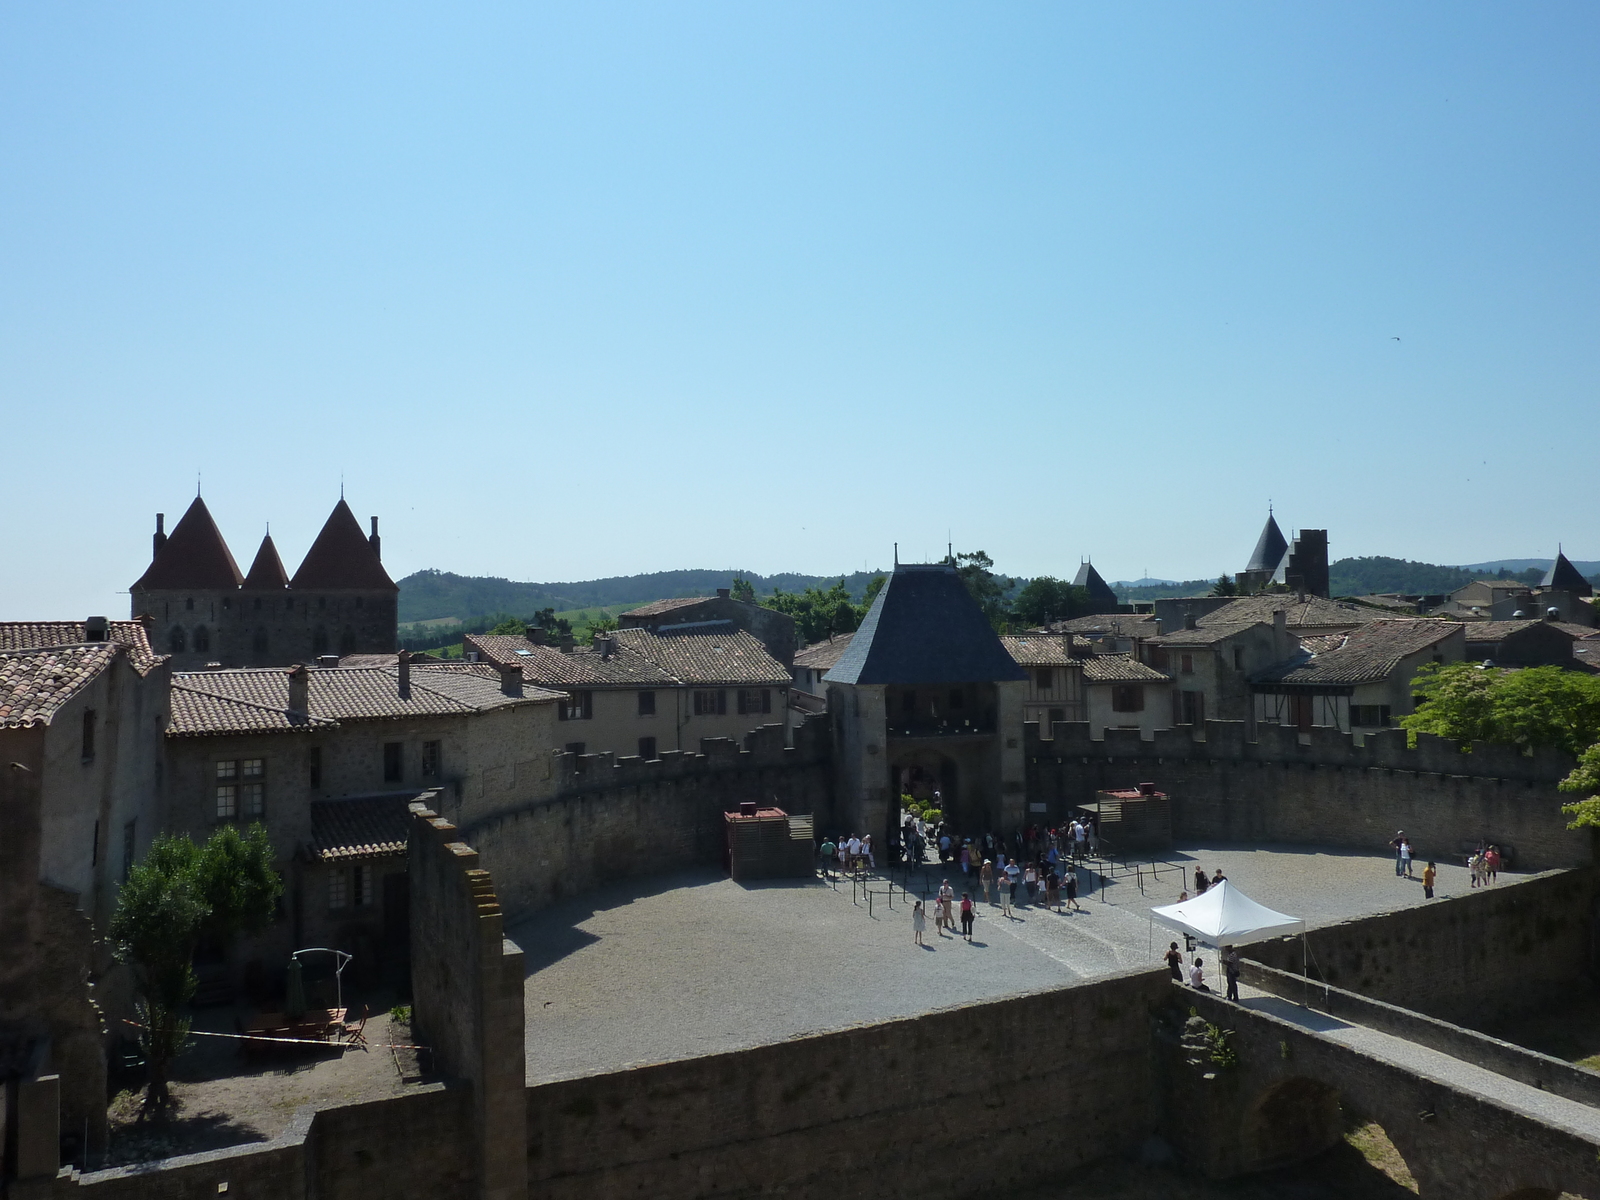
(1541, 549), (1593, 597)
(1072, 561), (1117, 604)
(289, 498), (398, 590)
(131, 496), (243, 591)
(1246, 511), (1289, 574)
(242, 534), (290, 590)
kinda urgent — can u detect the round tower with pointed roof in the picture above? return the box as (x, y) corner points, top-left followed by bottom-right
(131, 497), (398, 667)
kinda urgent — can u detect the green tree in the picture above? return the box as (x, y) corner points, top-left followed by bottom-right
(1403, 663), (1600, 757)
(729, 577), (756, 603)
(946, 550), (1014, 631)
(765, 580), (861, 644)
(1011, 577), (1089, 627)
(1211, 574), (1239, 597)
(1560, 743), (1600, 829)
(110, 826), (282, 1112)
(581, 614), (619, 645)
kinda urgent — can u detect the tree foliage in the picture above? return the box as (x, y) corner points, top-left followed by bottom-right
(766, 579), (871, 645)
(947, 550), (1015, 632)
(729, 577), (756, 603)
(1560, 743), (1600, 829)
(1402, 663), (1600, 757)
(1011, 577), (1090, 628)
(1211, 574), (1239, 597)
(110, 827), (282, 1111)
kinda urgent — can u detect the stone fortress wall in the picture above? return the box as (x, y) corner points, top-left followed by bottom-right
(1026, 719), (1593, 871)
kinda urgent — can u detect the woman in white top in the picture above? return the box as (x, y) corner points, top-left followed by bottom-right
(1189, 958), (1209, 991)
(911, 901), (926, 946)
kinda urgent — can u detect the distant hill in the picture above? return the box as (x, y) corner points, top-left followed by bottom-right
(1110, 577), (1178, 589)
(1459, 558), (1600, 576)
(397, 568), (888, 626)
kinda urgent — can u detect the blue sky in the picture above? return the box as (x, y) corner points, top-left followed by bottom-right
(3, 3), (1596, 617)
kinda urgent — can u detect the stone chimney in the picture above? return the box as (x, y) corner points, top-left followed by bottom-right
(1183, 613), (1197, 630)
(557, 634), (575, 654)
(717, 588), (731, 600)
(1153, 618), (1164, 636)
(85, 616), (108, 643)
(596, 635), (614, 660)
(152, 513), (166, 558)
(369, 516), (381, 560)
(288, 664), (309, 716)
(499, 663), (524, 697)
(1273, 609), (1288, 659)
(397, 649), (411, 699)
(525, 626), (547, 646)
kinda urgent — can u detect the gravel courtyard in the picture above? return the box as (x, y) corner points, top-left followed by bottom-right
(514, 843), (1498, 1083)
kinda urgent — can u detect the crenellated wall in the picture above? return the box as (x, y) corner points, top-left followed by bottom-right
(1025, 720), (1593, 870)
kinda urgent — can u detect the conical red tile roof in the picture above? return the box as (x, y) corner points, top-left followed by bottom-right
(290, 499), (397, 591)
(132, 497), (243, 591)
(242, 534), (290, 589)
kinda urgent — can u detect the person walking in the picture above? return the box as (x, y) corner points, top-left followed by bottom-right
(1486, 845), (1501, 884)
(1224, 947), (1241, 1002)
(1023, 862), (1038, 905)
(1165, 942), (1184, 980)
(1422, 860), (1437, 900)
(980, 858), (995, 905)
(1194, 866), (1209, 895)
(1001, 863), (1017, 919)
(1044, 867), (1060, 913)
(1391, 831), (1407, 877)
(819, 837), (835, 878)
(911, 901), (927, 946)
(1065, 867), (1082, 913)
(960, 893), (975, 941)
(937, 879), (955, 935)
(1399, 837), (1413, 880)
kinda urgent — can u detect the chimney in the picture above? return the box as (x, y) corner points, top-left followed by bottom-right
(499, 663), (524, 697)
(1153, 618), (1163, 636)
(596, 635), (614, 660)
(558, 634), (575, 654)
(397, 649), (411, 699)
(368, 516), (381, 560)
(525, 626), (547, 646)
(153, 513), (167, 558)
(717, 588), (731, 600)
(85, 616), (108, 643)
(1273, 609), (1288, 658)
(318, 655), (339, 668)
(1183, 613), (1197, 630)
(288, 664), (309, 715)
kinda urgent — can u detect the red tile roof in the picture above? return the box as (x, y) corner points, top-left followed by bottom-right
(309, 795), (414, 861)
(289, 500), (397, 591)
(0, 621), (163, 675)
(1001, 634), (1078, 666)
(1080, 655), (1170, 683)
(242, 534), (290, 589)
(793, 633), (855, 672)
(131, 497), (243, 592)
(621, 596), (713, 617)
(0, 644), (118, 728)
(614, 626), (790, 686)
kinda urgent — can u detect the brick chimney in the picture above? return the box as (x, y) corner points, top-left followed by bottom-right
(397, 649), (411, 699)
(153, 513), (166, 558)
(368, 516), (381, 560)
(288, 664), (309, 716)
(85, 616), (108, 643)
(499, 663), (523, 697)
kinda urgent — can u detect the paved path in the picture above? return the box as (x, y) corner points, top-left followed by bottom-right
(1235, 986), (1600, 1143)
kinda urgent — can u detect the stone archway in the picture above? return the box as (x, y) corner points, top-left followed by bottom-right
(1239, 1076), (1343, 1174)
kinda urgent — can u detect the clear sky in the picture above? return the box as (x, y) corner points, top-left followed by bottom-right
(3, 3), (1596, 618)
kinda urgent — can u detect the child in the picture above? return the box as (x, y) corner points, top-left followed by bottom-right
(1422, 860), (1437, 900)
(912, 901), (926, 946)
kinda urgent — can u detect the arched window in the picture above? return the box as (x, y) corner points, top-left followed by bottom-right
(252, 627), (268, 656)
(312, 627), (329, 655)
(193, 625), (210, 653)
(169, 626), (187, 653)
(339, 627), (357, 654)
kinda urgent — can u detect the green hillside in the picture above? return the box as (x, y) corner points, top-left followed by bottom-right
(1327, 557), (1539, 596)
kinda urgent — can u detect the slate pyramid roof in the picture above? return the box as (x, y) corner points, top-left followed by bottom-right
(1540, 550), (1593, 597)
(1071, 561), (1118, 605)
(1246, 513), (1289, 574)
(823, 564), (1027, 686)
(242, 535), (290, 590)
(132, 497), (243, 591)
(290, 500), (398, 591)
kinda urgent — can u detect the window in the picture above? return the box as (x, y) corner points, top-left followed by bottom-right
(1111, 685), (1145, 713)
(1351, 705), (1392, 728)
(215, 760), (239, 820)
(637, 690), (656, 717)
(737, 688), (772, 715)
(329, 869), (348, 910)
(693, 689), (727, 716)
(1175, 690), (1204, 726)
(564, 741), (586, 756)
(169, 626), (186, 653)
(193, 625), (210, 653)
(308, 745), (322, 789)
(122, 819), (136, 883)
(240, 758), (265, 819)
(421, 740), (441, 778)
(383, 742), (403, 782)
(1180, 653), (1194, 674)
(354, 864), (373, 907)
(1035, 669), (1053, 690)
(221, 597), (231, 611)
(638, 736), (657, 760)
(1288, 693), (1313, 732)
(81, 709), (96, 761)
(559, 691), (593, 721)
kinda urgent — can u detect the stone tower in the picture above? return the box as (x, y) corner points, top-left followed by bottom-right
(130, 496), (398, 669)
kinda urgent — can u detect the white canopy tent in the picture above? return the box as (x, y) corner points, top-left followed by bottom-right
(1149, 879), (1303, 948)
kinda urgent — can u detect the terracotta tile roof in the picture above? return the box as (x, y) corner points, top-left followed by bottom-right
(1080, 654), (1170, 684)
(1145, 621), (1265, 647)
(1046, 614), (1160, 639)
(242, 534), (290, 590)
(0, 621), (163, 675)
(621, 596), (712, 617)
(1198, 595), (1384, 629)
(1254, 620), (1463, 686)
(131, 497), (244, 592)
(309, 795), (414, 862)
(0, 645), (118, 728)
(794, 633), (855, 672)
(1462, 620), (1578, 643)
(466, 633), (676, 686)
(1001, 634), (1079, 667)
(1297, 634), (1349, 655)
(289, 500), (397, 591)
(167, 664), (561, 735)
(337, 652), (442, 667)
(615, 626), (790, 686)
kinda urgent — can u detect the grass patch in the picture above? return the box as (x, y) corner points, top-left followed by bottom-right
(1344, 1121), (1417, 1193)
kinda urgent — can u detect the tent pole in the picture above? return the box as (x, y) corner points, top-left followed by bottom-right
(1302, 932), (1309, 1008)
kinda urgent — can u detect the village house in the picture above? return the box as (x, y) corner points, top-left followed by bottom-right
(1250, 619), (1466, 735)
(1139, 615), (1299, 729)
(792, 633), (854, 698)
(162, 657), (563, 987)
(1463, 618), (1592, 668)
(465, 622), (792, 760)
(618, 588), (798, 665)
(1043, 612), (1159, 653)
(1001, 633), (1172, 741)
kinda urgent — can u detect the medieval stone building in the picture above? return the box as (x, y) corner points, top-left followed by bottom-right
(130, 496), (398, 670)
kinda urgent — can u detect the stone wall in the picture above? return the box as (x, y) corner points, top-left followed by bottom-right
(1026, 720), (1593, 870)
(1246, 865), (1600, 1029)
(463, 716), (833, 917)
(524, 966), (1172, 1200)
(135, 587), (397, 670)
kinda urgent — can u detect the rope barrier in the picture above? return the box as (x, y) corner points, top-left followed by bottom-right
(120, 1019), (424, 1052)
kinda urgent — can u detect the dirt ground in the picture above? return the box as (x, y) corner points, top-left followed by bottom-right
(105, 1010), (426, 1168)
